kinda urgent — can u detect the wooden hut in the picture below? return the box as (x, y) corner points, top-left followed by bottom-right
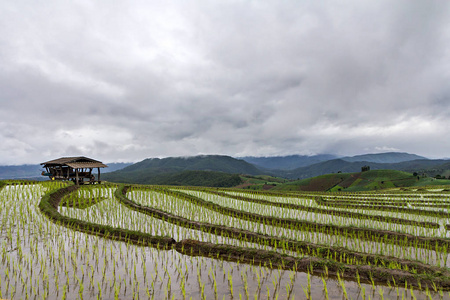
(41, 157), (108, 185)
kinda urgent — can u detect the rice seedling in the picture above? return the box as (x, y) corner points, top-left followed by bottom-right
(1, 180), (450, 298)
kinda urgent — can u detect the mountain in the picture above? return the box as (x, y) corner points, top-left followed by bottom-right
(398, 160), (450, 177)
(2, 152), (446, 185)
(274, 169), (450, 192)
(280, 159), (373, 179)
(280, 158), (450, 180)
(118, 155), (261, 174)
(103, 155), (263, 184)
(0, 162), (132, 180)
(341, 152), (427, 164)
(239, 152), (425, 172)
(239, 154), (337, 170)
(0, 165), (42, 180)
(146, 170), (242, 187)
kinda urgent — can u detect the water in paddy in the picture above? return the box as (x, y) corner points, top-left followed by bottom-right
(2, 232), (448, 299)
(129, 189), (450, 268)
(0, 184), (449, 299)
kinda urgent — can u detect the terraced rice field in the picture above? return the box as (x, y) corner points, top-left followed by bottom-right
(2, 181), (450, 299)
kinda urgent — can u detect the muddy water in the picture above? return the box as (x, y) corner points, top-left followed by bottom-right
(0, 184), (448, 299)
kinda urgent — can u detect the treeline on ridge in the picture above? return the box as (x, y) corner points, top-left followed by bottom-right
(105, 170), (242, 187)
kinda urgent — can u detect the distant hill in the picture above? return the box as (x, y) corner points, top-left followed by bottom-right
(102, 163), (133, 173)
(237, 175), (289, 190)
(145, 170), (242, 187)
(239, 154), (337, 170)
(341, 152), (427, 163)
(0, 162), (132, 180)
(279, 159), (363, 179)
(0, 164), (42, 180)
(239, 152), (427, 173)
(398, 160), (450, 177)
(2, 152), (448, 186)
(274, 169), (450, 192)
(278, 158), (450, 180)
(103, 155), (263, 184)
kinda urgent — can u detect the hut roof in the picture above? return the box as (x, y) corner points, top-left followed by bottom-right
(41, 156), (108, 168)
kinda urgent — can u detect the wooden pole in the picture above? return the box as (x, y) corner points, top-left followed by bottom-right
(98, 167), (101, 183)
(75, 169), (79, 185)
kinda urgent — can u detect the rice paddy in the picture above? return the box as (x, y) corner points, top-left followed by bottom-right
(2, 180), (450, 299)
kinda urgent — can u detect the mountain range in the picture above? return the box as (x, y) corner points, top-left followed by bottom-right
(278, 158), (446, 180)
(102, 155), (260, 184)
(101, 152), (450, 185)
(0, 162), (132, 180)
(1, 152), (449, 186)
(238, 154), (337, 170)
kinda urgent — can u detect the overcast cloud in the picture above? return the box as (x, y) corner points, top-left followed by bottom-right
(1, 0), (450, 164)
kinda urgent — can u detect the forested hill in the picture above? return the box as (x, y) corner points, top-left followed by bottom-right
(273, 169), (450, 192)
(2, 152), (449, 183)
(102, 155), (262, 184)
(279, 158), (450, 180)
(340, 152), (426, 163)
(115, 155), (261, 174)
(239, 152), (426, 171)
(239, 154), (337, 170)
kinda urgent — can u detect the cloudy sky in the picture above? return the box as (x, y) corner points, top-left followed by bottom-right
(1, 1), (450, 165)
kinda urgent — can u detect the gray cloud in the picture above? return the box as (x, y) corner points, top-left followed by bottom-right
(1, 0), (450, 164)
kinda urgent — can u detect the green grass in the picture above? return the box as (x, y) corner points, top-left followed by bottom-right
(414, 178), (450, 186)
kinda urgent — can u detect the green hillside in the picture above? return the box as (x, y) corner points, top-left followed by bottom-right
(278, 158), (450, 180)
(105, 170), (242, 187)
(150, 170), (242, 187)
(273, 170), (450, 192)
(275, 173), (353, 192)
(237, 175), (288, 190)
(341, 152), (426, 163)
(116, 155), (261, 174)
(103, 155), (261, 185)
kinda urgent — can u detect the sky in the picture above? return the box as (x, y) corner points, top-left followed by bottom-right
(1, 1), (450, 165)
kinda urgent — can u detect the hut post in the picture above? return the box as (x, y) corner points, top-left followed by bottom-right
(97, 167), (101, 183)
(75, 169), (79, 185)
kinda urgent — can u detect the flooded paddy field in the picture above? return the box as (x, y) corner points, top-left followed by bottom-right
(2, 181), (450, 299)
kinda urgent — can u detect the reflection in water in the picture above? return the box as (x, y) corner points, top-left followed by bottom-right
(0, 184), (448, 299)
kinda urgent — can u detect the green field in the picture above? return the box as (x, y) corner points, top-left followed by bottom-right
(2, 180), (450, 299)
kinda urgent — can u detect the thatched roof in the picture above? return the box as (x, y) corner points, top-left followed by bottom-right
(41, 157), (108, 168)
